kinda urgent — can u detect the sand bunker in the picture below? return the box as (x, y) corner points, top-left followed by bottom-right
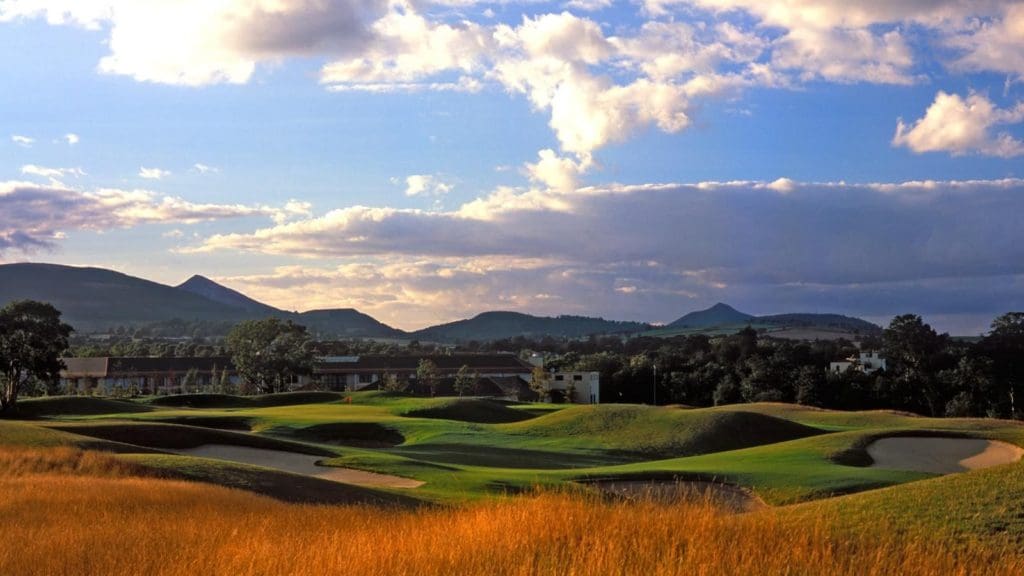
(867, 437), (1024, 474)
(174, 444), (424, 489)
(588, 480), (765, 513)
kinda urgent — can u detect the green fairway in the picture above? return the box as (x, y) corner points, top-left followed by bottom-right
(4, 393), (1023, 519)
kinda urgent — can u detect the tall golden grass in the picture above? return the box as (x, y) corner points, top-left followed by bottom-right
(0, 449), (1020, 576)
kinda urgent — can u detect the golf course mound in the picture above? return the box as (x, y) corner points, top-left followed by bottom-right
(151, 415), (255, 431)
(149, 394), (251, 409)
(270, 422), (405, 448)
(866, 436), (1024, 474)
(16, 396), (152, 418)
(149, 391), (346, 409)
(404, 398), (536, 424)
(47, 422), (334, 456)
(503, 405), (824, 458)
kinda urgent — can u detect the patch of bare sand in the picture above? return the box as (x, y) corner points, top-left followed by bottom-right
(867, 437), (1024, 474)
(588, 480), (766, 513)
(173, 445), (424, 488)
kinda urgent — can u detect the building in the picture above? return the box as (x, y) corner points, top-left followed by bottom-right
(313, 354), (601, 404)
(60, 356), (239, 395)
(829, 351), (887, 375)
(58, 353), (602, 403)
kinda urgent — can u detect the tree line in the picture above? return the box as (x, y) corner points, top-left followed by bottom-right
(2, 299), (1022, 419)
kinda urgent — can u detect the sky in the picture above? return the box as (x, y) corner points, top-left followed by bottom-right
(1, 1), (1023, 335)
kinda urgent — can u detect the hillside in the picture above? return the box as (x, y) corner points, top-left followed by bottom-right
(296, 309), (406, 339)
(176, 275), (280, 316)
(667, 303), (754, 329)
(411, 311), (651, 343)
(657, 303), (882, 339)
(0, 263), (249, 332)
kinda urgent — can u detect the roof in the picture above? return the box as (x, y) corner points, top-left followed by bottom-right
(314, 354), (533, 374)
(60, 356), (235, 377)
(60, 357), (108, 378)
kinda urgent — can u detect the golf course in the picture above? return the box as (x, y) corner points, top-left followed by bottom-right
(2, 391), (1023, 574)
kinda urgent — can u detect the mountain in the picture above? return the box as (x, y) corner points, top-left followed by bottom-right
(661, 302), (882, 339)
(297, 309), (405, 339)
(757, 313), (881, 335)
(0, 263), (250, 332)
(176, 275), (280, 316)
(411, 311), (651, 343)
(0, 263), (403, 338)
(667, 303), (754, 329)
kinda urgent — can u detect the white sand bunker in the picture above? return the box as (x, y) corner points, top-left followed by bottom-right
(589, 480), (765, 513)
(867, 437), (1024, 474)
(174, 445), (424, 489)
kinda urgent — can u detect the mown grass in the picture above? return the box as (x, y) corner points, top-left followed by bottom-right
(7, 395), (1024, 508)
(1, 468), (1021, 576)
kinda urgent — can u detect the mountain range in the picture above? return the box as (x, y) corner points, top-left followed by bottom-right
(0, 263), (882, 341)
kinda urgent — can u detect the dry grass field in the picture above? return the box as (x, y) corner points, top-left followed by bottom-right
(1, 447), (1021, 576)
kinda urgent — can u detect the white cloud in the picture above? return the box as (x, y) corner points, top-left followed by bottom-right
(0, 0), (389, 86)
(63, 133), (80, 145)
(192, 163), (219, 174)
(10, 134), (34, 147)
(893, 91), (1024, 157)
(138, 166), (171, 180)
(0, 180), (299, 253)
(192, 177), (1024, 293)
(21, 165), (86, 180)
(401, 174), (453, 197)
(320, 3), (491, 91)
(524, 149), (589, 191)
(947, 4), (1024, 77)
(565, 0), (613, 11)
(198, 177), (1024, 330)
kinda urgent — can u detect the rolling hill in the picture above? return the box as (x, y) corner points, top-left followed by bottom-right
(0, 263), (250, 332)
(410, 311), (652, 343)
(656, 303), (883, 339)
(176, 275), (280, 316)
(667, 303), (754, 329)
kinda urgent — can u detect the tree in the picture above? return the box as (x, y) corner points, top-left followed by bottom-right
(381, 372), (407, 393)
(0, 301), (73, 413)
(530, 365), (551, 402)
(417, 359), (441, 397)
(225, 318), (314, 394)
(882, 314), (948, 415)
(182, 368), (199, 394)
(453, 364), (475, 397)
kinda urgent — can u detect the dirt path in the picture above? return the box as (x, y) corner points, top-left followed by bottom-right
(173, 444), (424, 489)
(867, 437), (1024, 474)
(588, 480), (766, 513)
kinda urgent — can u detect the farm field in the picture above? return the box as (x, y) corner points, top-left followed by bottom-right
(2, 392), (1023, 574)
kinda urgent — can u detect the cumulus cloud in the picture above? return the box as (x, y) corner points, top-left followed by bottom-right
(180, 177), (1024, 332)
(0, 181), (304, 254)
(62, 133), (79, 145)
(10, 134), (33, 147)
(400, 174), (453, 197)
(524, 149), (590, 191)
(138, 166), (171, 180)
(21, 165), (86, 180)
(893, 91), (1024, 157)
(193, 178), (1024, 292)
(0, 0), (388, 85)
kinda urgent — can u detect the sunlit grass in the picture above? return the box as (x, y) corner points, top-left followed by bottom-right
(1, 459), (1020, 576)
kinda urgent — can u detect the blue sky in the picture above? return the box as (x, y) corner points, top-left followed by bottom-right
(2, 0), (1023, 334)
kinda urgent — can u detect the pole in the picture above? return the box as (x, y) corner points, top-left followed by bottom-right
(652, 364), (657, 406)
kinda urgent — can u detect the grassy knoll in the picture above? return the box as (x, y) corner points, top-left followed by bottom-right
(1, 473), (1021, 576)
(3, 395), (1024, 509)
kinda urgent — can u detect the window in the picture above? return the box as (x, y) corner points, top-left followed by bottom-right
(359, 373), (373, 384)
(555, 375), (564, 381)
(573, 374), (583, 381)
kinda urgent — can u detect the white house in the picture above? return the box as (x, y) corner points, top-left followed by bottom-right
(829, 351), (887, 375)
